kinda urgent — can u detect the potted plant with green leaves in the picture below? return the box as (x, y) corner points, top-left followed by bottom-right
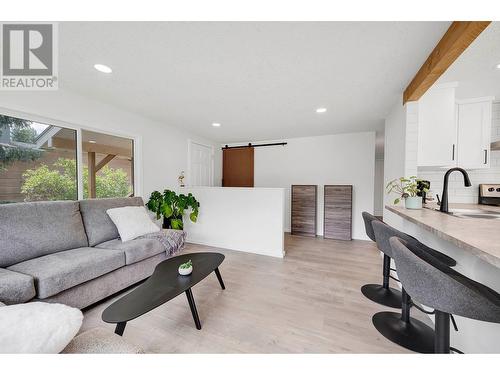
(178, 259), (193, 276)
(146, 189), (199, 229)
(386, 176), (428, 209)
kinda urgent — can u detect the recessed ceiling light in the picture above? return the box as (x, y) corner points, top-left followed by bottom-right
(94, 64), (112, 73)
(88, 140), (97, 144)
(316, 108), (327, 113)
(495, 63), (500, 70)
(212, 123), (221, 127)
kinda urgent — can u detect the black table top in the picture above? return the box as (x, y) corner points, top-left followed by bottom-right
(102, 252), (225, 324)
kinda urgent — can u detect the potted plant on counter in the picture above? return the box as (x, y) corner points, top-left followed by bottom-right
(386, 176), (428, 209)
(146, 189), (200, 229)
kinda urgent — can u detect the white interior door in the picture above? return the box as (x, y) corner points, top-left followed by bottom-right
(189, 141), (213, 186)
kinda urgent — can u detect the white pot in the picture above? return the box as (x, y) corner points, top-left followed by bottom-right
(178, 265), (193, 276)
(405, 196), (422, 209)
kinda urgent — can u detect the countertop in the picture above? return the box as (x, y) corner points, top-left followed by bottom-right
(385, 203), (500, 268)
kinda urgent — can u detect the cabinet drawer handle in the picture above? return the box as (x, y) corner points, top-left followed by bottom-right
(484, 149), (488, 165)
(452, 144), (455, 161)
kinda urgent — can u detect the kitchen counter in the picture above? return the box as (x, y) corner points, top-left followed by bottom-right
(384, 203), (500, 353)
(385, 203), (500, 268)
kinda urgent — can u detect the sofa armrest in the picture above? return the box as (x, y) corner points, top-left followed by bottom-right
(0, 268), (36, 304)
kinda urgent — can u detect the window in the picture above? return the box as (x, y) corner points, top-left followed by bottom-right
(0, 114), (77, 203)
(0, 113), (135, 203)
(81, 130), (134, 199)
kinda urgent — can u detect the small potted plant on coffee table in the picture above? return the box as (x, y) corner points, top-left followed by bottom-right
(178, 260), (193, 276)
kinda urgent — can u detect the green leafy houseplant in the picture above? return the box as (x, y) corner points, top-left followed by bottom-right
(146, 189), (199, 230)
(179, 260), (192, 269)
(386, 176), (428, 205)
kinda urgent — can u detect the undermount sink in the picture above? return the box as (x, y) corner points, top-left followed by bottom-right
(453, 213), (500, 220)
(449, 208), (500, 219)
(425, 206), (500, 219)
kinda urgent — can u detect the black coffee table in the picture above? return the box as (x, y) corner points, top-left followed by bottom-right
(102, 252), (225, 335)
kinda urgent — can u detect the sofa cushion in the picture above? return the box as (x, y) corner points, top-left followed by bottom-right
(79, 197), (144, 246)
(8, 247), (125, 299)
(0, 268), (36, 304)
(0, 201), (89, 267)
(96, 237), (164, 265)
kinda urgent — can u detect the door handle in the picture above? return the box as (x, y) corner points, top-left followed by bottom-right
(452, 144), (455, 161)
(484, 149), (488, 165)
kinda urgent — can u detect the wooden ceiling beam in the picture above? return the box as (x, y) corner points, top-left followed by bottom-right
(403, 21), (491, 104)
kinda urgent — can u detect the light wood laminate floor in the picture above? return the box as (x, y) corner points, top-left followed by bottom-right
(82, 234), (431, 353)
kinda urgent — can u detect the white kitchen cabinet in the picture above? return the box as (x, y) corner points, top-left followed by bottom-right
(456, 98), (493, 169)
(417, 84), (457, 168)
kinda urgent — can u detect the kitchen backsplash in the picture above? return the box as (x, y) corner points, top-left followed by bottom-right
(418, 102), (500, 204)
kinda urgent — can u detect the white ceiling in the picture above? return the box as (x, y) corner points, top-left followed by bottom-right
(438, 22), (500, 99)
(59, 22), (450, 143)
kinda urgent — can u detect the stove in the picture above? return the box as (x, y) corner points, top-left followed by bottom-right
(479, 184), (500, 206)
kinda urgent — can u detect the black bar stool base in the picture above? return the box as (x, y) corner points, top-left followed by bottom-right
(372, 311), (435, 353)
(361, 284), (403, 309)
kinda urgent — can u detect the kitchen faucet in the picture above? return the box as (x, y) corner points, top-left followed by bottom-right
(439, 167), (472, 213)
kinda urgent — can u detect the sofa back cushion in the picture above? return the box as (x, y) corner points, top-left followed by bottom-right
(79, 197), (144, 246)
(0, 201), (89, 267)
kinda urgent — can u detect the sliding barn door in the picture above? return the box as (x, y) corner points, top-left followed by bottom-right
(222, 147), (254, 187)
(324, 185), (352, 240)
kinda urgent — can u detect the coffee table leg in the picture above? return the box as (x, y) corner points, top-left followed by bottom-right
(185, 288), (202, 330)
(115, 321), (127, 336)
(214, 267), (225, 290)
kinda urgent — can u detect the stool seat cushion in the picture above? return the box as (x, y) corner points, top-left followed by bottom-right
(362, 212), (381, 242)
(390, 237), (500, 324)
(372, 220), (455, 267)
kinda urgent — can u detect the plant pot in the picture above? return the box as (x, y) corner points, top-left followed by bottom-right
(162, 216), (171, 229)
(178, 265), (192, 276)
(405, 196), (422, 209)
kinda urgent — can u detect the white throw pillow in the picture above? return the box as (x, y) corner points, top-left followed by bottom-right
(0, 302), (83, 353)
(107, 206), (161, 242)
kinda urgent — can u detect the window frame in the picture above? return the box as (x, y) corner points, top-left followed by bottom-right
(0, 106), (142, 200)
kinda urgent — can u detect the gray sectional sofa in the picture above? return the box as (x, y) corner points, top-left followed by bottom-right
(0, 197), (169, 309)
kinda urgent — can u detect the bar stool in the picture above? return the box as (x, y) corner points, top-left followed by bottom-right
(390, 237), (500, 353)
(371, 220), (457, 353)
(360, 212), (402, 308)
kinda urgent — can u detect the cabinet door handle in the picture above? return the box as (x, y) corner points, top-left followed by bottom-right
(452, 144), (455, 161)
(484, 149), (488, 165)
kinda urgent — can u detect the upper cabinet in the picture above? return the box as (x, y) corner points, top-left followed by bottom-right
(417, 83), (494, 170)
(456, 98), (493, 169)
(417, 84), (457, 168)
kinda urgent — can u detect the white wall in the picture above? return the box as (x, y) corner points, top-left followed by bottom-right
(418, 102), (500, 203)
(246, 132), (375, 240)
(374, 157), (385, 216)
(181, 187), (285, 258)
(383, 102), (406, 212)
(0, 89), (222, 199)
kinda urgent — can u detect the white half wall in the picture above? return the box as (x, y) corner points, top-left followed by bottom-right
(181, 187), (285, 258)
(0, 89), (222, 199)
(249, 132), (375, 240)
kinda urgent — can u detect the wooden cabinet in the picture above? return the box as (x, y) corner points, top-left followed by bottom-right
(457, 98), (493, 169)
(418, 84), (457, 168)
(324, 185), (352, 241)
(291, 185), (317, 237)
